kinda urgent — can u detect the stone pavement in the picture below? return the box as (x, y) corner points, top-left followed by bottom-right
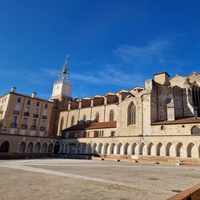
(0, 158), (200, 200)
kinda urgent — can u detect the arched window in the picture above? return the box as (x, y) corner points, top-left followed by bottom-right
(191, 126), (200, 134)
(60, 117), (64, 135)
(127, 102), (136, 125)
(71, 116), (75, 126)
(109, 110), (114, 121)
(83, 115), (86, 122)
(95, 112), (99, 122)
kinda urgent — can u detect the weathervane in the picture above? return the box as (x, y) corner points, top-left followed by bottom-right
(59, 55), (70, 83)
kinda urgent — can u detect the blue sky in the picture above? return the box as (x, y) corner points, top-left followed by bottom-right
(0, 0), (200, 99)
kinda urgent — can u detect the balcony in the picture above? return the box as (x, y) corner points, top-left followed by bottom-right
(31, 125), (37, 130)
(21, 124), (27, 129)
(40, 126), (45, 131)
(33, 114), (39, 118)
(13, 110), (20, 115)
(24, 112), (30, 116)
(42, 115), (47, 119)
(10, 123), (17, 128)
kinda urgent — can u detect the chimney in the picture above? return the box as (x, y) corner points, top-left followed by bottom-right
(11, 87), (16, 93)
(31, 92), (37, 98)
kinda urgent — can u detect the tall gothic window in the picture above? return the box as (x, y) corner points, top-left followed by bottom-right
(127, 102), (136, 125)
(71, 116), (75, 126)
(192, 84), (200, 116)
(109, 110), (114, 121)
(95, 112), (99, 122)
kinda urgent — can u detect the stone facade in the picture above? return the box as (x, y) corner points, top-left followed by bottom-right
(60, 71), (200, 163)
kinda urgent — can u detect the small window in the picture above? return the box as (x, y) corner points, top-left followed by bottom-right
(95, 112), (99, 122)
(12, 116), (18, 124)
(36, 101), (40, 107)
(45, 103), (48, 108)
(17, 97), (21, 103)
(83, 115), (86, 122)
(109, 110), (114, 121)
(27, 99), (31, 105)
(161, 125), (164, 130)
(32, 119), (37, 126)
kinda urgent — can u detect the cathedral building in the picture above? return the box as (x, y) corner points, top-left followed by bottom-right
(59, 71), (200, 164)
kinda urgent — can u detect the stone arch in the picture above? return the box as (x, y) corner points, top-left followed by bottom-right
(165, 142), (173, 156)
(176, 142), (184, 157)
(109, 110), (114, 121)
(187, 142), (196, 158)
(139, 142), (145, 155)
(97, 143), (103, 154)
(41, 143), (47, 153)
(110, 143), (115, 154)
(131, 142), (137, 155)
(34, 142), (41, 153)
(27, 142), (33, 153)
(95, 112), (99, 122)
(87, 143), (92, 154)
(92, 143), (97, 154)
(19, 141), (26, 153)
(48, 143), (53, 153)
(147, 142), (154, 155)
(103, 143), (109, 154)
(0, 141), (9, 152)
(156, 142), (163, 156)
(117, 143), (122, 155)
(123, 142), (129, 155)
(54, 141), (61, 154)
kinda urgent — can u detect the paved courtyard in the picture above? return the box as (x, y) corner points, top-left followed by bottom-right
(0, 159), (200, 199)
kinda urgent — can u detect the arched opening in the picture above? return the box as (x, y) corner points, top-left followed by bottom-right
(139, 142), (145, 155)
(124, 143), (129, 155)
(147, 142), (153, 155)
(48, 143), (53, 153)
(156, 142), (162, 156)
(53, 141), (60, 154)
(92, 143), (97, 154)
(117, 143), (122, 154)
(27, 142), (33, 153)
(103, 143), (109, 154)
(110, 143), (115, 154)
(41, 143), (47, 153)
(165, 142), (172, 156)
(87, 143), (92, 154)
(71, 116), (75, 126)
(19, 142), (26, 153)
(34, 142), (40, 153)
(0, 141), (9, 152)
(176, 142), (183, 157)
(82, 143), (87, 153)
(191, 126), (200, 134)
(187, 143), (195, 158)
(97, 143), (103, 154)
(131, 143), (137, 155)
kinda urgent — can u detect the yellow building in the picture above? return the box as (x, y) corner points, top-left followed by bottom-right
(0, 87), (53, 137)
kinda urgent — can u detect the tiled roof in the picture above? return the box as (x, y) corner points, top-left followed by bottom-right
(87, 121), (116, 129)
(151, 117), (200, 125)
(63, 121), (116, 131)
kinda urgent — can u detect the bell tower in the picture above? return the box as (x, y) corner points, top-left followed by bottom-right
(49, 55), (72, 136)
(51, 55), (72, 100)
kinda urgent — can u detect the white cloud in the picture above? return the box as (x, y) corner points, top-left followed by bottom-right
(71, 64), (145, 88)
(114, 36), (171, 66)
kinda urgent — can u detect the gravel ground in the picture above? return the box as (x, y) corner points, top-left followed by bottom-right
(0, 159), (200, 200)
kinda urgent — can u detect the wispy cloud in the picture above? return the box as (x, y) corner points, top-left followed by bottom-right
(113, 35), (188, 67)
(71, 64), (145, 88)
